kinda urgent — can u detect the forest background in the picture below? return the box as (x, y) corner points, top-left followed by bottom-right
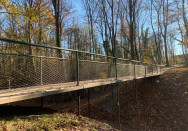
(0, 0), (187, 65)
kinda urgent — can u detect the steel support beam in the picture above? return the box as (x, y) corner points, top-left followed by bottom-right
(133, 61), (140, 131)
(77, 90), (81, 116)
(112, 85), (115, 128)
(134, 79), (140, 131)
(88, 88), (91, 117)
(117, 83), (121, 130)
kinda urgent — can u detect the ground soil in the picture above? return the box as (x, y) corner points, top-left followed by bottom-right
(0, 67), (187, 131)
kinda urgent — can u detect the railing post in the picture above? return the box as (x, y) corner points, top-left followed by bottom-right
(145, 66), (151, 129)
(94, 54), (96, 61)
(133, 62), (136, 79)
(9, 56), (13, 89)
(145, 65), (147, 78)
(76, 51), (79, 86)
(8, 78), (11, 89)
(40, 57), (43, 85)
(133, 61), (140, 130)
(115, 57), (117, 80)
(76, 51), (80, 116)
(40, 57), (43, 107)
(157, 65), (158, 74)
(159, 66), (161, 74)
(152, 64), (153, 76)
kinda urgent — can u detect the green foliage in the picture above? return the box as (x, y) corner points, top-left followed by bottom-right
(141, 26), (149, 49)
(0, 112), (114, 130)
(92, 128), (98, 131)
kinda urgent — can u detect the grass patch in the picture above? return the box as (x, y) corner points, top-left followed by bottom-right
(0, 113), (114, 130)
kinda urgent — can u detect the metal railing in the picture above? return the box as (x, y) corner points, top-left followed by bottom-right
(0, 37), (169, 89)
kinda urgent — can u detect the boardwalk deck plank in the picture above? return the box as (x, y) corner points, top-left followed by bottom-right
(0, 73), (159, 105)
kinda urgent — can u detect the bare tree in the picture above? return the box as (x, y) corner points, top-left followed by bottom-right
(182, 0), (188, 38)
(82, 0), (98, 53)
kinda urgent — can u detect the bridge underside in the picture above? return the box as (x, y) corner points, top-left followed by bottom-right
(0, 74), (160, 105)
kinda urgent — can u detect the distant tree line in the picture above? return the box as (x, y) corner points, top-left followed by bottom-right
(0, 0), (187, 65)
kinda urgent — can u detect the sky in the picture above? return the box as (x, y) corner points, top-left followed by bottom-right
(72, 0), (86, 25)
(2, 0), (183, 55)
(72, 0), (184, 55)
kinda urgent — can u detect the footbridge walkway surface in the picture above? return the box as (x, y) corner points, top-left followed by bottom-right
(0, 38), (172, 105)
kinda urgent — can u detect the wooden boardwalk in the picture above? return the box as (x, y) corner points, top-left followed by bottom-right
(0, 73), (160, 105)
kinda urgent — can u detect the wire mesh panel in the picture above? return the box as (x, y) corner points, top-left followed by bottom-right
(161, 66), (165, 72)
(0, 54), (42, 89)
(116, 59), (132, 79)
(0, 54), (11, 89)
(42, 58), (76, 84)
(147, 64), (153, 76)
(145, 66), (149, 76)
(152, 65), (158, 75)
(99, 62), (116, 79)
(0, 40), (77, 89)
(11, 56), (41, 87)
(135, 65), (145, 77)
(0, 38), (165, 90)
(79, 56), (116, 81)
(117, 63), (133, 78)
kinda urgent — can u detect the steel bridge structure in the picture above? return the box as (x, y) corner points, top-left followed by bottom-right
(0, 37), (172, 130)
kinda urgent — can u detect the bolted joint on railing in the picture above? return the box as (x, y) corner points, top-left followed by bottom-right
(76, 51), (79, 86)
